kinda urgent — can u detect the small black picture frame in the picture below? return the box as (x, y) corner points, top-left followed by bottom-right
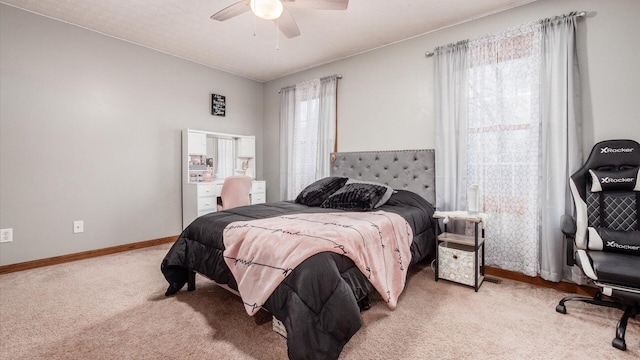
(211, 94), (226, 116)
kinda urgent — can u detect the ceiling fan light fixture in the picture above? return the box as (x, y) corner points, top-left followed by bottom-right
(250, 0), (284, 20)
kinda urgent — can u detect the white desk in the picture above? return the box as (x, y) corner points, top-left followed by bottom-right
(182, 180), (266, 229)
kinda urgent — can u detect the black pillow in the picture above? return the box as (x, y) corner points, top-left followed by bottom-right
(589, 167), (640, 192)
(345, 179), (395, 208)
(295, 177), (348, 206)
(321, 183), (388, 211)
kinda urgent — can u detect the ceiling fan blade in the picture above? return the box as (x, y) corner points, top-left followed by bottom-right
(210, 0), (251, 21)
(275, 9), (300, 38)
(283, 0), (349, 10)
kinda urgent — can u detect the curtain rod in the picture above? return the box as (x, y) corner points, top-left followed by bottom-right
(278, 74), (342, 93)
(424, 11), (587, 58)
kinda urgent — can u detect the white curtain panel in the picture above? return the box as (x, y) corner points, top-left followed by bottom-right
(435, 13), (582, 281)
(279, 86), (295, 200)
(434, 41), (470, 234)
(280, 77), (338, 200)
(316, 76), (337, 179)
(539, 14), (583, 282)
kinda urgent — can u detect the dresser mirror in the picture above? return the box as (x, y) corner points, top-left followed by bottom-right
(185, 129), (255, 184)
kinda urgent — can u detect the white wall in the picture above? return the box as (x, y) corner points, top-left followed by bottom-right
(263, 0), (640, 201)
(0, 5), (264, 265)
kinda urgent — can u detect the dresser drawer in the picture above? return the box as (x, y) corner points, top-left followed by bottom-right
(198, 183), (220, 198)
(251, 181), (266, 194)
(198, 196), (217, 211)
(251, 193), (266, 204)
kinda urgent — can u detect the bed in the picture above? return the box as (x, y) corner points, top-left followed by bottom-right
(161, 149), (437, 360)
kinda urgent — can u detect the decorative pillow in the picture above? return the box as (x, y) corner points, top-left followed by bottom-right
(589, 167), (640, 192)
(345, 178), (395, 208)
(295, 177), (348, 206)
(321, 183), (388, 211)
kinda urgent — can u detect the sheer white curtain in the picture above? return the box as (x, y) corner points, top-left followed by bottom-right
(466, 23), (543, 277)
(289, 79), (321, 199)
(279, 76), (338, 200)
(435, 13), (582, 281)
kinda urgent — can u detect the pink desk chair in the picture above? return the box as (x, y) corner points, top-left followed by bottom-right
(217, 175), (253, 211)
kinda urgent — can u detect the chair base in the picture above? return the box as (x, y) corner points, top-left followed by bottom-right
(556, 291), (638, 351)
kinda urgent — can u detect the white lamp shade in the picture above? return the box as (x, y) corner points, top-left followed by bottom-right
(250, 0), (284, 20)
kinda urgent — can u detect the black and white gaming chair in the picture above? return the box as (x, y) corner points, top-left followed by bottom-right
(556, 139), (640, 351)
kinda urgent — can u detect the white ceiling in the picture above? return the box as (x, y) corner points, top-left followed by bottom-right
(2, 0), (537, 82)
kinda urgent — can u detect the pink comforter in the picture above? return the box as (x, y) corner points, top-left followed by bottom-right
(223, 211), (413, 315)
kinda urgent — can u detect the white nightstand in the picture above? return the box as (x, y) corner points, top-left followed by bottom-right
(433, 211), (487, 291)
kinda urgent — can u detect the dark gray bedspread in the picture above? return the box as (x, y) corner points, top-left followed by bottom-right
(161, 190), (437, 360)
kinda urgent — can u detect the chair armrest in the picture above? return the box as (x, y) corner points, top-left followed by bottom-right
(560, 214), (576, 237)
(561, 214), (577, 266)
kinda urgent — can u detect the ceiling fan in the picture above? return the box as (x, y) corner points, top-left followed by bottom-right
(210, 0), (349, 39)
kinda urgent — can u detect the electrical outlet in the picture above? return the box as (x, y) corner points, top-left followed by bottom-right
(0, 228), (13, 243)
(73, 220), (84, 234)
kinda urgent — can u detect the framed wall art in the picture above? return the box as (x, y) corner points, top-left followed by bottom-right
(211, 94), (226, 116)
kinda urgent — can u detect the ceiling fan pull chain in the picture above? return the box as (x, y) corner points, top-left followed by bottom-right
(253, 14), (256, 37)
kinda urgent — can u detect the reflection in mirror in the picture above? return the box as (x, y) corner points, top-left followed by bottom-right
(186, 130), (255, 184)
(205, 136), (235, 181)
(216, 138), (234, 179)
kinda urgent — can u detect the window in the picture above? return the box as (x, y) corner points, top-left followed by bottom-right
(436, 14), (582, 281)
(290, 97), (320, 196)
(280, 76), (338, 200)
(466, 28), (542, 275)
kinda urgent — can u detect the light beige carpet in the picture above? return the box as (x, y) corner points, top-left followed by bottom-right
(0, 243), (637, 359)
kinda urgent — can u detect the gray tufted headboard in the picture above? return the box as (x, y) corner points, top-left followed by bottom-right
(329, 149), (436, 205)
